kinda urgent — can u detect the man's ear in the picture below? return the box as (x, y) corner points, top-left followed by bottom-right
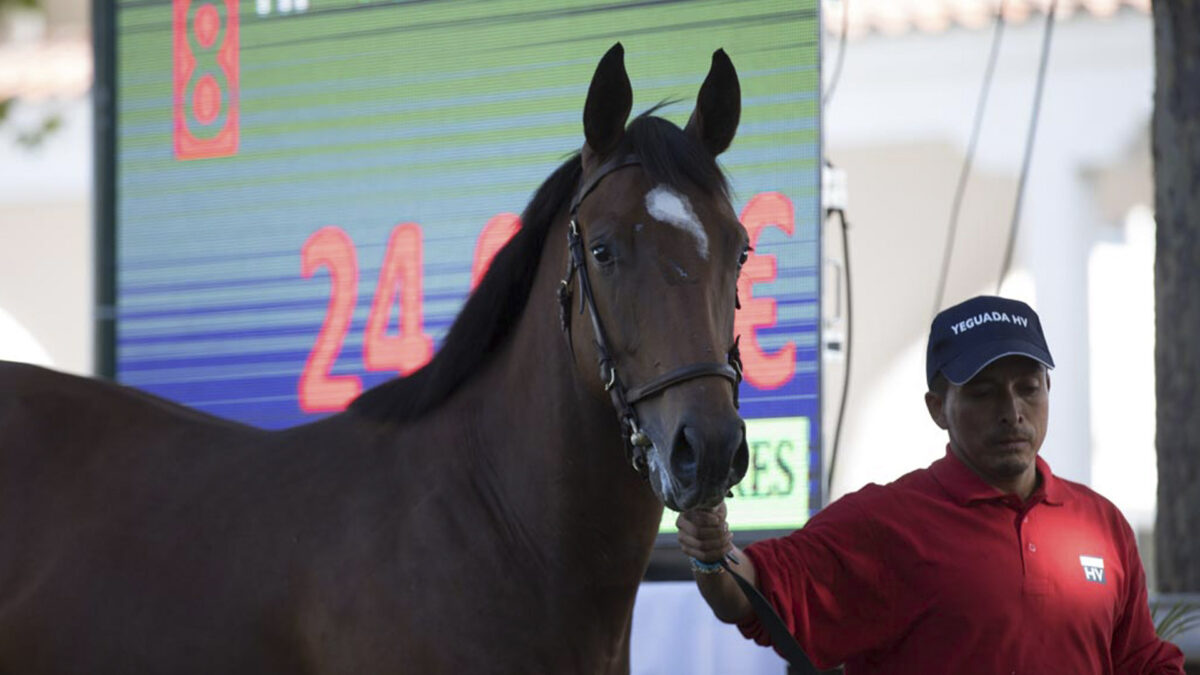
(925, 391), (949, 430)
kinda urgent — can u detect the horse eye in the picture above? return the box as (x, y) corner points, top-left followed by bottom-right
(591, 244), (614, 265)
(738, 246), (752, 267)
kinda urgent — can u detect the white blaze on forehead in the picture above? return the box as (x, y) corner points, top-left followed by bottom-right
(645, 185), (709, 260)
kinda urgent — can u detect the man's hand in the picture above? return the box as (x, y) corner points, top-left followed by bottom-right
(676, 501), (755, 624)
(677, 502), (733, 563)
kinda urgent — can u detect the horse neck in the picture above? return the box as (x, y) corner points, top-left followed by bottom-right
(459, 211), (664, 590)
(312, 212), (662, 666)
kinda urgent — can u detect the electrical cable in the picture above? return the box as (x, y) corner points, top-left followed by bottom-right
(997, 0), (1058, 293)
(824, 205), (851, 503)
(932, 0), (1007, 319)
(828, 2), (1055, 501)
(819, 0), (851, 500)
(822, 0), (850, 109)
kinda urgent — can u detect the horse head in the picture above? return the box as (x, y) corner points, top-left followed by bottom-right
(565, 43), (749, 512)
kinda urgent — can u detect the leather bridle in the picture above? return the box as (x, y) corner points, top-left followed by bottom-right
(556, 154), (744, 478)
(558, 155), (826, 675)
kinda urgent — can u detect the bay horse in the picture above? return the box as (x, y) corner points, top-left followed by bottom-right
(0, 43), (749, 674)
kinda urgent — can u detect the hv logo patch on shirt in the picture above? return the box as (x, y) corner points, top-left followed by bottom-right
(1079, 555), (1106, 584)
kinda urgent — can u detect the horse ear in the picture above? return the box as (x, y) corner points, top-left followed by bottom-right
(583, 43), (633, 157)
(685, 48), (741, 156)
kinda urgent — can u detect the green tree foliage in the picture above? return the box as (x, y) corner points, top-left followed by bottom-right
(0, 0), (62, 148)
(1152, 601), (1200, 642)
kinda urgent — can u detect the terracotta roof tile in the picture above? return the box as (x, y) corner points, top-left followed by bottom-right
(823, 0), (1149, 38)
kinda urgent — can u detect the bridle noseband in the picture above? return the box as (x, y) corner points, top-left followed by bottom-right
(556, 154), (744, 478)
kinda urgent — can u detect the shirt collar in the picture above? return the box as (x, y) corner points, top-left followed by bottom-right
(930, 445), (1065, 507)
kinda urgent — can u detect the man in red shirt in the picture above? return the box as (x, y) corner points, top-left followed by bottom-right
(678, 295), (1185, 673)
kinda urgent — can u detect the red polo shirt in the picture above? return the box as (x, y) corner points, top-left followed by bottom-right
(739, 449), (1185, 674)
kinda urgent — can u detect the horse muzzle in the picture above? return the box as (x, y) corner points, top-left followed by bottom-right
(653, 413), (749, 512)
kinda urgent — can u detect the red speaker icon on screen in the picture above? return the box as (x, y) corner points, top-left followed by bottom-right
(173, 0), (239, 160)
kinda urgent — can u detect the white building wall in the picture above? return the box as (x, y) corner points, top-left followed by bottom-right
(822, 11), (1157, 535)
(0, 98), (93, 375)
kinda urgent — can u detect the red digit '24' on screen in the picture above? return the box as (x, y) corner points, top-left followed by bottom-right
(173, 0), (239, 160)
(297, 195), (798, 413)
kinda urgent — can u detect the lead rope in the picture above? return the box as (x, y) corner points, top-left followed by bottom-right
(719, 560), (829, 674)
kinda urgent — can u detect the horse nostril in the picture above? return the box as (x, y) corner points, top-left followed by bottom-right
(670, 425), (699, 480)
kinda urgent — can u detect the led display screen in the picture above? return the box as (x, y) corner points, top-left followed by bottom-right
(107, 0), (821, 533)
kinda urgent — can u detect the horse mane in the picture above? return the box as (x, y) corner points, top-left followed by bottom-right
(349, 109), (729, 423)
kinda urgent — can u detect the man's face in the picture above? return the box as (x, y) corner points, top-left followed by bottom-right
(925, 355), (1050, 488)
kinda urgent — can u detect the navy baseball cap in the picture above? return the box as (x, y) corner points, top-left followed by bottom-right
(926, 295), (1055, 388)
